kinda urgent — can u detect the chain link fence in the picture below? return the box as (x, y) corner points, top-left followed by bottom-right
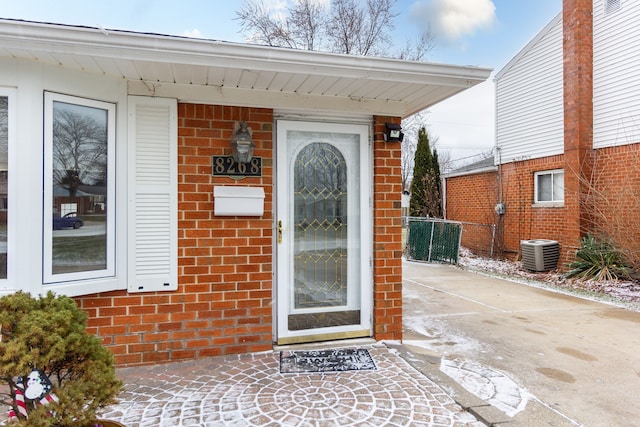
(404, 218), (462, 264)
(403, 217), (497, 261)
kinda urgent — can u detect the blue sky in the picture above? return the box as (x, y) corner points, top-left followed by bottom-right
(0, 0), (562, 164)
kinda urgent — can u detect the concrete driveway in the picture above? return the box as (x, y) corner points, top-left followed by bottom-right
(402, 260), (640, 427)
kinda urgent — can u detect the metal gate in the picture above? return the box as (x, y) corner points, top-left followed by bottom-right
(406, 218), (462, 264)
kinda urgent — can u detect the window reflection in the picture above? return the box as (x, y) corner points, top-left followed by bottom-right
(0, 96), (7, 279)
(293, 142), (348, 309)
(51, 101), (108, 274)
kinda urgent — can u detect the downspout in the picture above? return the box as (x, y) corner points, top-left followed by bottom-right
(442, 174), (447, 219)
(496, 146), (503, 205)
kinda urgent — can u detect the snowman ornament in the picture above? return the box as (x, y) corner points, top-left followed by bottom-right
(22, 369), (52, 400)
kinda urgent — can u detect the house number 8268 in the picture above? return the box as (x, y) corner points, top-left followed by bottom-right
(212, 156), (262, 177)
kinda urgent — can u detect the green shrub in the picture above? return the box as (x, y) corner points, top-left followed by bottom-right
(565, 235), (630, 281)
(0, 291), (122, 426)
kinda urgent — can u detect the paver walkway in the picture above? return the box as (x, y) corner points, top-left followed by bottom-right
(100, 343), (484, 426)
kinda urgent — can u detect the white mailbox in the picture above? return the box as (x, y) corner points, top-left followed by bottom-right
(214, 186), (265, 216)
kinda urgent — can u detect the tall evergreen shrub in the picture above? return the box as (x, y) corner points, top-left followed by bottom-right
(409, 127), (442, 217)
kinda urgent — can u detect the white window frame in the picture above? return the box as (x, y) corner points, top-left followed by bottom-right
(2, 87), (176, 297)
(0, 88), (16, 292)
(534, 169), (564, 205)
(43, 92), (116, 285)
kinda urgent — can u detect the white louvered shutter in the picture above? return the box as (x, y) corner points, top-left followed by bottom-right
(128, 97), (177, 292)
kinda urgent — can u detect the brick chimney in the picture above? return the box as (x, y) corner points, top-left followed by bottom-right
(563, 0), (593, 253)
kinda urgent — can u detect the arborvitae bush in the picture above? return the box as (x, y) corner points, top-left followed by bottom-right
(409, 127), (442, 218)
(0, 291), (122, 426)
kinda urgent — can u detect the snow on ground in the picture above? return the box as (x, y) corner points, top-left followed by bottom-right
(457, 248), (640, 312)
(402, 282), (487, 356)
(402, 314), (485, 357)
(403, 280), (532, 418)
(440, 358), (532, 417)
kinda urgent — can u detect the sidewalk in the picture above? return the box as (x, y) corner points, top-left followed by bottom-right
(100, 341), (485, 426)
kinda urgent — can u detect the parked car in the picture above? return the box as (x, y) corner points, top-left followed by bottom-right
(53, 212), (83, 230)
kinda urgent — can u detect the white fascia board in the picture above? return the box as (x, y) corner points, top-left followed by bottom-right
(0, 19), (491, 88)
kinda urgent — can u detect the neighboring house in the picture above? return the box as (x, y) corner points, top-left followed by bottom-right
(0, 19), (490, 365)
(445, 0), (640, 266)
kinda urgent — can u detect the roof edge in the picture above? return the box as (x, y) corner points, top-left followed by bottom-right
(0, 18), (492, 86)
(444, 165), (498, 178)
(494, 12), (562, 81)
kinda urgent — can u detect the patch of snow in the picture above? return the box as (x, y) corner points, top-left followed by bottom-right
(403, 314), (484, 356)
(440, 358), (531, 417)
(457, 248), (640, 312)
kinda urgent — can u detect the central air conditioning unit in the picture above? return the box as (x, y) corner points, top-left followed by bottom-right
(521, 239), (560, 272)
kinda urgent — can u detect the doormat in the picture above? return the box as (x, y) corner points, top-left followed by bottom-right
(280, 348), (376, 373)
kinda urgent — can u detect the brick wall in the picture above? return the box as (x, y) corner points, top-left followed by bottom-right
(372, 116), (403, 341)
(445, 170), (499, 256)
(445, 155), (575, 263)
(446, 141), (640, 270)
(500, 156), (573, 263)
(584, 143), (640, 265)
(563, 0), (594, 254)
(77, 107), (403, 366)
(79, 104), (274, 366)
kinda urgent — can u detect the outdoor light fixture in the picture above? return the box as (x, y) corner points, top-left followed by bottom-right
(384, 122), (404, 142)
(230, 121), (255, 163)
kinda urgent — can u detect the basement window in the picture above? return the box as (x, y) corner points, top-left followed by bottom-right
(534, 169), (564, 205)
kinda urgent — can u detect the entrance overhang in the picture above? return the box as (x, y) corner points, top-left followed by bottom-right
(0, 19), (492, 117)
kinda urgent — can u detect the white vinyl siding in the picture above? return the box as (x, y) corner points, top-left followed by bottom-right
(593, 0), (640, 148)
(127, 97), (177, 292)
(495, 15), (564, 164)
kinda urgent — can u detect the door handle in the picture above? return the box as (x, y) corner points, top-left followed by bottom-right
(277, 220), (283, 244)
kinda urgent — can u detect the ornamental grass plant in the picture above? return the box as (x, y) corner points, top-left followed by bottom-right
(565, 235), (631, 282)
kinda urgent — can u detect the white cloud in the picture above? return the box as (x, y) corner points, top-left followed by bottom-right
(181, 28), (202, 38)
(410, 0), (496, 42)
(263, 0), (289, 10)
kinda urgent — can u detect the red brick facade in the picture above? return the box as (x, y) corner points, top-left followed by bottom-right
(372, 117), (403, 341)
(446, 144), (640, 266)
(444, 170), (500, 257)
(445, 157), (573, 261)
(584, 144), (640, 267)
(563, 0), (594, 256)
(76, 105), (403, 366)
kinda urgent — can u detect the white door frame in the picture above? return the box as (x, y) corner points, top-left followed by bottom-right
(275, 120), (372, 344)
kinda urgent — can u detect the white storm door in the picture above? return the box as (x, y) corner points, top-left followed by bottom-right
(276, 120), (372, 345)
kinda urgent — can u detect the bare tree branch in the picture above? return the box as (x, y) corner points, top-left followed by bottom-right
(397, 31), (436, 61)
(235, 0), (294, 48)
(235, 0), (433, 59)
(52, 108), (107, 198)
(360, 0), (397, 55)
(289, 0), (326, 51)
